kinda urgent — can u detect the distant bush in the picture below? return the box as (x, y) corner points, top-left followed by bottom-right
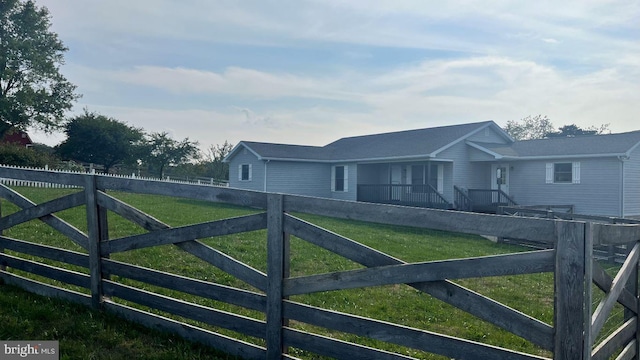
(0, 144), (60, 168)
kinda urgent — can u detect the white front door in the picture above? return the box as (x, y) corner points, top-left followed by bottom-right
(491, 164), (509, 194)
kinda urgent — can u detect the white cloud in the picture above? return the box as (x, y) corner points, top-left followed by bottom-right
(41, 0), (639, 62)
(29, 0), (640, 150)
(103, 66), (354, 101)
(47, 54), (638, 150)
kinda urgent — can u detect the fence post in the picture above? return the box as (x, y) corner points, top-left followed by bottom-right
(554, 220), (587, 360)
(266, 193), (285, 359)
(0, 196), (5, 274)
(85, 173), (104, 309)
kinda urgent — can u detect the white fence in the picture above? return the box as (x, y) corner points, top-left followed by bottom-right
(0, 165), (228, 189)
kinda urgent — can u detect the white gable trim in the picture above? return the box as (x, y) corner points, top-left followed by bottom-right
(431, 122), (513, 157)
(465, 141), (504, 159)
(223, 142), (263, 163)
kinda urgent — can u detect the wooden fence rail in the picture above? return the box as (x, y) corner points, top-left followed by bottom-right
(0, 165), (639, 359)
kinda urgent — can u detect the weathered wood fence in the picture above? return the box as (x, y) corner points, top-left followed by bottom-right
(500, 206), (640, 264)
(0, 165), (639, 359)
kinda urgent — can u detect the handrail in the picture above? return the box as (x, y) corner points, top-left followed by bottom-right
(357, 184), (452, 209)
(428, 184), (450, 206)
(454, 186), (473, 212)
(466, 189), (518, 213)
(498, 190), (517, 207)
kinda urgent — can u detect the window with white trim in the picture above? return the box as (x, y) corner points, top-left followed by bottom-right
(239, 164), (252, 181)
(332, 165), (348, 192)
(546, 162), (580, 184)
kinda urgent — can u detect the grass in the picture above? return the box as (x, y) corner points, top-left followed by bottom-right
(0, 284), (237, 360)
(0, 187), (627, 359)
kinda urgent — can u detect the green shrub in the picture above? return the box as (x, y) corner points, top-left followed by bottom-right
(0, 144), (60, 167)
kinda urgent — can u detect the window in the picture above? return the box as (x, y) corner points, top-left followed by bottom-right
(239, 164), (252, 181)
(546, 162), (580, 184)
(332, 165), (348, 192)
(410, 164), (443, 193)
(496, 166), (507, 185)
(554, 163), (572, 183)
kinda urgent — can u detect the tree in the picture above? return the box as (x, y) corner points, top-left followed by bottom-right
(505, 115), (610, 140)
(504, 115), (554, 140)
(204, 141), (233, 180)
(545, 123), (610, 138)
(0, 0), (79, 138)
(56, 110), (143, 173)
(0, 143), (58, 167)
(144, 132), (199, 178)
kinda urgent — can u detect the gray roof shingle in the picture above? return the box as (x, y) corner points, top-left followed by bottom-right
(232, 122), (640, 163)
(239, 121), (498, 161)
(324, 121), (496, 160)
(240, 141), (329, 160)
(477, 130), (640, 158)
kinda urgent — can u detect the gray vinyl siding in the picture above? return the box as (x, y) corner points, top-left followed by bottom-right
(436, 142), (473, 199)
(468, 163), (491, 189)
(227, 149), (265, 192)
(624, 146), (640, 217)
(330, 163), (357, 201)
(264, 161), (331, 197)
(509, 157), (622, 216)
(469, 147), (499, 162)
(466, 127), (510, 144)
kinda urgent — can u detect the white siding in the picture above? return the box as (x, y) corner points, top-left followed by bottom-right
(624, 146), (640, 217)
(510, 157), (622, 216)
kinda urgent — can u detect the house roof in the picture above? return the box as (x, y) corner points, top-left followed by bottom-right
(226, 121), (510, 163)
(226, 120), (640, 164)
(324, 121), (509, 161)
(236, 141), (329, 160)
(470, 130), (640, 160)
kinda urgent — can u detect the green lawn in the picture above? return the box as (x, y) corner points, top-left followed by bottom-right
(0, 187), (623, 359)
(0, 284), (237, 360)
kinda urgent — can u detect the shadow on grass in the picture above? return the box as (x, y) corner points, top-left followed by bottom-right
(0, 283), (240, 360)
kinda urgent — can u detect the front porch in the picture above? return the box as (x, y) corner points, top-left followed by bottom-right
(356, 184), (517, 212)
(355, 162), (516, 212)
(454, 186), (517, 213)
(357, 184), (453, 209)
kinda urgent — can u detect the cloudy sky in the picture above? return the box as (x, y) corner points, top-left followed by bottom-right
(33, 0), (640, 150)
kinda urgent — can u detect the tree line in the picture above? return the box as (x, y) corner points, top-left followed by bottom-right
(0, 108), (233, 180)
(504, 115), (610, 140)
(54, 109), (233, 179)
(0, 0), (231, 179)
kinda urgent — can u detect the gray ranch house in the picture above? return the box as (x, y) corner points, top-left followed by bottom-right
(224, 121), (640, 218)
